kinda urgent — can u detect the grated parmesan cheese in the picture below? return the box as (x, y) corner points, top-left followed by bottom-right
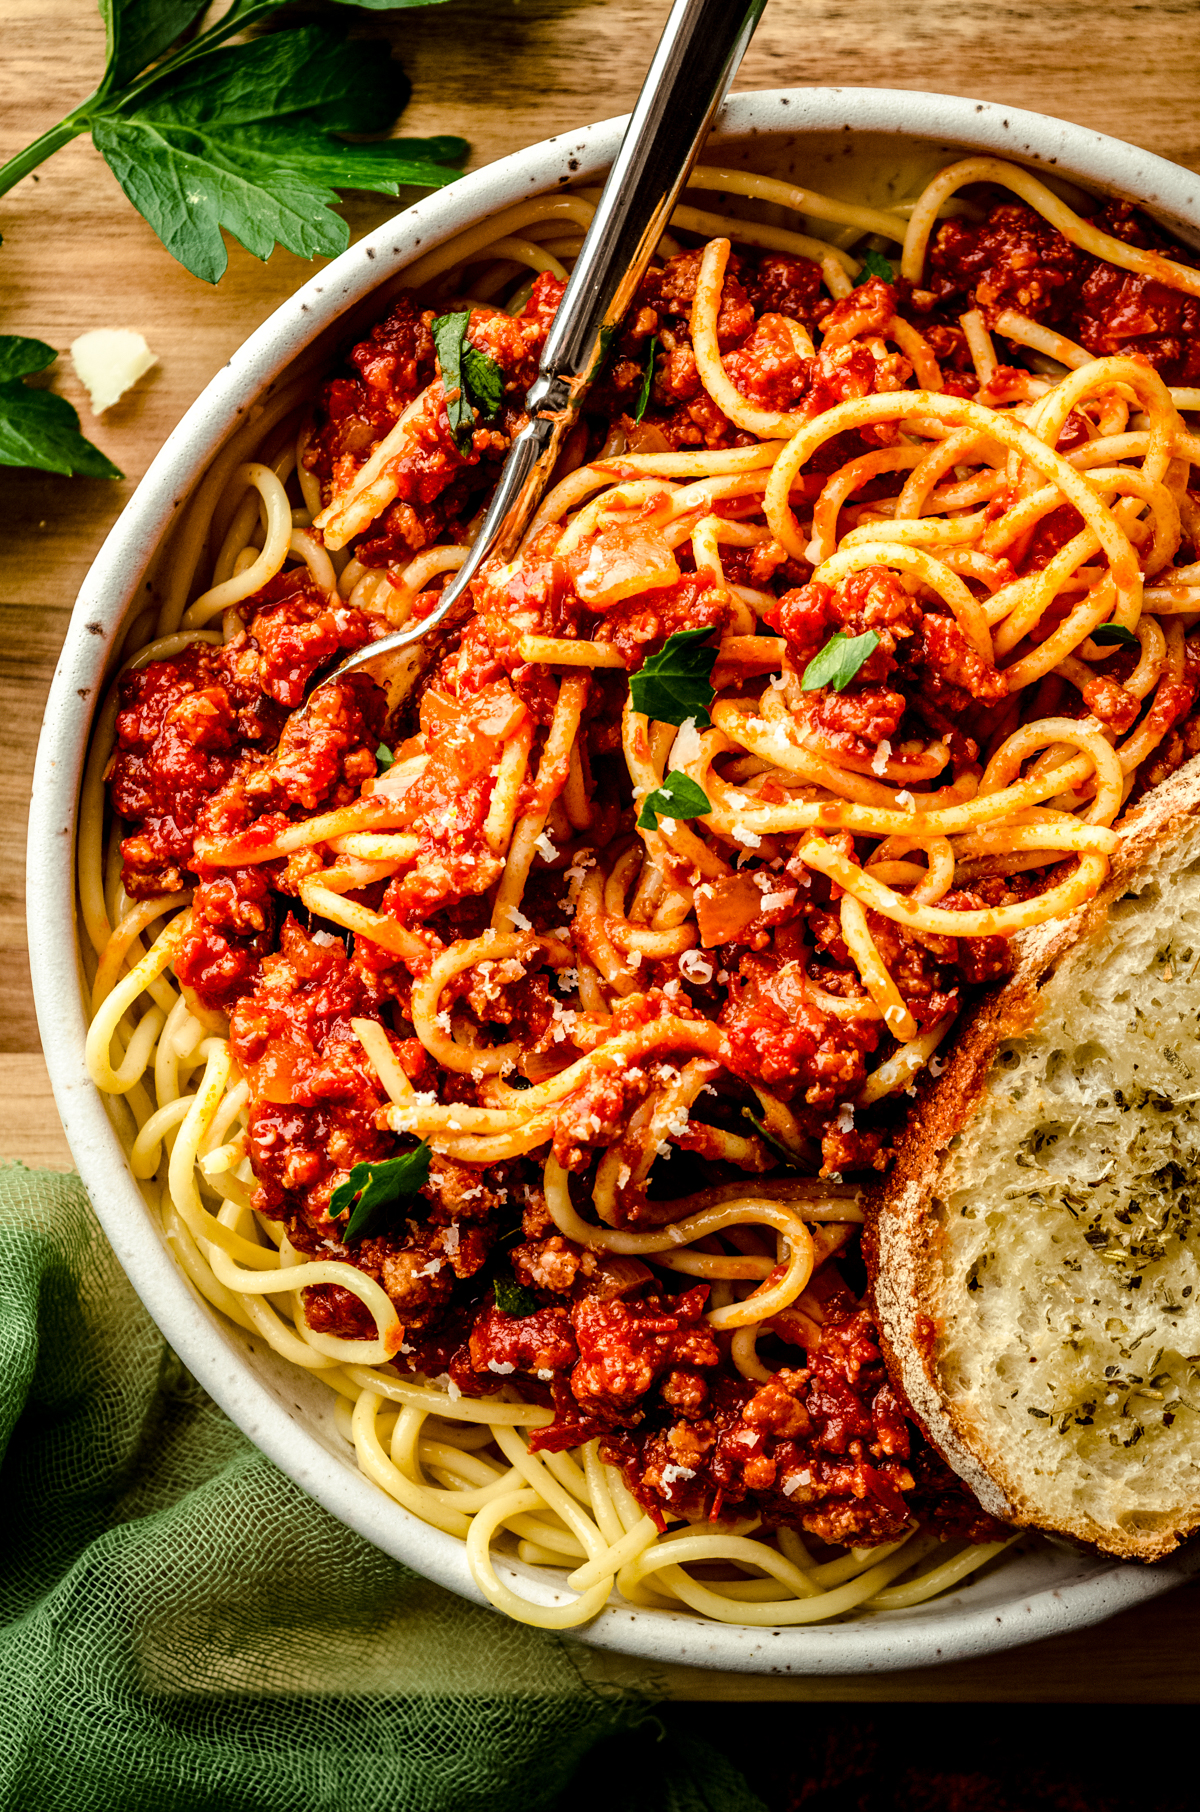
(670, 717), (703, 768)
(679, 949), (714, 985)
(781, 1469), (812, 1496)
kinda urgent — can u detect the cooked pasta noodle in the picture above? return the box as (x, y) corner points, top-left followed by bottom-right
(79, 153), (1200, 1632)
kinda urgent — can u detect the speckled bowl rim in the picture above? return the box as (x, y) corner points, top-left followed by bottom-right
(29, 87), (1200, 1675)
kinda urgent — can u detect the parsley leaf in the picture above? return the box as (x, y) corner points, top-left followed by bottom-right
(432, 313), (505, 453)
(0, 338), (56, 386)
(89, 25), (465, 284)
(493, 1273), (540, 1318)
(800, 629), (880, 693)
(331, 1142), (432, 1245)
(1091, 623), (1139, 647)
(432, 313), (473, 453)
(632, 335), (658, 423)
(99, 0), (211, 92)
(637, 769), (711, 831)
(855, 248), (894, 283)
(0, 337), (121, 479)
(628, 628), (718, 727)
(375, 742), (395, 770)
(0, 7), (466, 286)
(462, 343), (506, 418)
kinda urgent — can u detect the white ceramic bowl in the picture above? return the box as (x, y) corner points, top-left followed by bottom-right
(30, 88), (1200, 1675)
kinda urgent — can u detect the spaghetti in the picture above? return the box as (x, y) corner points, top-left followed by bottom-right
(81, 154), (1200, 1628)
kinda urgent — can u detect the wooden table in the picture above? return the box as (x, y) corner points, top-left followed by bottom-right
(4, 0), (1199, 1698)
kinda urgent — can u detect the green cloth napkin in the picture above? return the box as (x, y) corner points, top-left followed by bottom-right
(0, 1165), (765, 1812)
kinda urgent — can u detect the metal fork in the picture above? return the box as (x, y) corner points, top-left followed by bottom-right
(313, 0), (767, 711)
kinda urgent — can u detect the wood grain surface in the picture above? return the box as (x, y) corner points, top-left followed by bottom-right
(3, 0), (1199, 1698)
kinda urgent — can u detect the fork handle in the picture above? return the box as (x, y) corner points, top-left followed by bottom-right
(382, 0), (767, 653)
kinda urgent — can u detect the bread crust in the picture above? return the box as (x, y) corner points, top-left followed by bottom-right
(867, 754), (1200, 1562)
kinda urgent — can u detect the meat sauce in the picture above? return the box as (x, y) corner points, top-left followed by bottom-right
(905, 196), (1200, 386)
(107, 201), (1200, 1547)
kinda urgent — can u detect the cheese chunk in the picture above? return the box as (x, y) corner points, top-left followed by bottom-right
(69, 329), (157, 415)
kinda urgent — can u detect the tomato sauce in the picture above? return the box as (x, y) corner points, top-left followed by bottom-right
(106, 209), (1200, 1547)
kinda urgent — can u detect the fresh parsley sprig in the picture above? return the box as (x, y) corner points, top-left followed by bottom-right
(493, 1273), (540, 1318)
(0, 337), (121, 478)
(637, 769), (711, 832)
(431, 312), (507, 455)
(331, 1141), (432, 1245)
(800, 629), (880, 693)
(0, 1), (467, 284)
(632, 335), (659, 423)
(628, 628), (719, 727)
(854, 248), (895, 284)
(1090, 623), (1139, 647)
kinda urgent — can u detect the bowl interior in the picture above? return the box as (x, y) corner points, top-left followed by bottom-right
(31, 90), (1200, 1674)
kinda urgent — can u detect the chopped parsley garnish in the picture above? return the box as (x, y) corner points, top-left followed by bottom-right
(628, 628), (718, 727)
(637, 769), (711, 831)
(331, 1142), (432, 1245)
(493, 1274), (540, 1317)
(463, 343), (506, 417)
(632, 335), (658, 423)
(800, 629), (880, 693)
(1091, 623), (1139, 647)
(432, 312), (506, 454)
(855, 248), (894, 283)
(0, 337), (121, 479)
(0, 8), (468, 286)
(375, 742), (395, 770)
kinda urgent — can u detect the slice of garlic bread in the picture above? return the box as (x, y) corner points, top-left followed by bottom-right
(869, 757), (1200, 1560)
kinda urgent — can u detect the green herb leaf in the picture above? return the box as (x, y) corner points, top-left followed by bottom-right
(375, 742), (395, 770)
(628, 628), (718, 728)
(637, 769), (711, 831)
(89, 25), (466, 283)
(1091, 623), (1139, 647)
(99, 0), (211, 91)
(0, 337), (56, 385)
(431, 311), (475, 455)
(493, 1273), (540, 1317)
(462, 343), (506, 418)
(855, 248), (894, 284)
(632, 335), (658, 423)
(742, 1107), (814, 1174)
(332, 1142), (432, 1245)
(800, 629), (880, 693)
(0, 337), (122, 479)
